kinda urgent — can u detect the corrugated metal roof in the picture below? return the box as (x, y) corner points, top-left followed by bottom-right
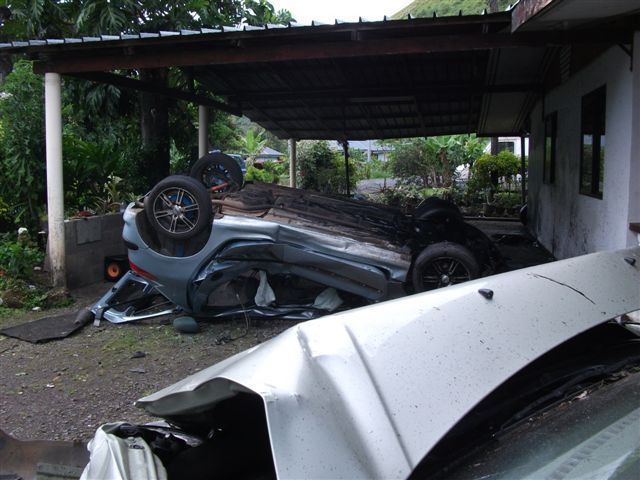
(0, 18), (367, 49)
(0, 12), (502, 50)
(0, 9), (631, 141)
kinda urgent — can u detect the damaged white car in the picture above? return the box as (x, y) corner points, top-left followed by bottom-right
(77, 246), (640, 479)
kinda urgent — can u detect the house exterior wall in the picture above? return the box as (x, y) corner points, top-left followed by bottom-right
(528, 46), (635, 259)
(628, 32), (640, 246)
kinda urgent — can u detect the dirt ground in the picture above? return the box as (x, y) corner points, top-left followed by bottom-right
(0, 282), (297, 443)
(0, 219), (551, 444)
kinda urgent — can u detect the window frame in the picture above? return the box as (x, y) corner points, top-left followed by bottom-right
(543, 112), (557, 185)
(579, 85), (606, 199)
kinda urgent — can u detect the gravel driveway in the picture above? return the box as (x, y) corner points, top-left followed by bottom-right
(356, 178), (396, 194)
(0, 284), (296, 442)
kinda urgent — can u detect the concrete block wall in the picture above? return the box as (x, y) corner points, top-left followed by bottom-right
(46, 213), (127, 288)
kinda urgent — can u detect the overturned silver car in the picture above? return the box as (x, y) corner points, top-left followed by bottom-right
(91, 152), (502, 324)
(81, 247), (640, 479)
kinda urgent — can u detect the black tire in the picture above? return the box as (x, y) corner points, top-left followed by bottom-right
(412, 242), (480, 292)
(144, 175), (212, 240)
(190, 152), (243, 192)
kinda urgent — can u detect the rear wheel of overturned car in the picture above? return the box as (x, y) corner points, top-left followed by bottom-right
(144, 175), (212, 240)
(412, 242), (480, 292)
(190, 152), (244, 192)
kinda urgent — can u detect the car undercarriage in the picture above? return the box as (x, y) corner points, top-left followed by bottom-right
(92, 177), (502, 323)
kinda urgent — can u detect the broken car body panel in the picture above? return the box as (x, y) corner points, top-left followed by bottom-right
(121, 247), (640, 479)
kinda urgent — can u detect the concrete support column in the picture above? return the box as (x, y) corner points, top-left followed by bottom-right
(628, 31), (640, 246)
(288, 139), (297, 188)
(343, 140), (351, 197)
(198, 105), (209, 158)
(520, 135), (527, 205)
(45, 72), (66, 287)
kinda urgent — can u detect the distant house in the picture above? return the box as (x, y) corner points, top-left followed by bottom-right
(483, 137), (530, 157)
(255, 146), (285, 165)
(329, 140), (394, 162)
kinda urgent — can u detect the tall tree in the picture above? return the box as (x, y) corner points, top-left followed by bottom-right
(392, 0), (512, 19)
(1, 1), (293, 187)
(0, 0), (74, 39)
(71, 1), (253, 186)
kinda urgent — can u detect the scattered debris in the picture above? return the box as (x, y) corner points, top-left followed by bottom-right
(214, 332), (232, 345)
(173, 316), (199, 334)
(74, 308), (95, 326)
(43, 287), (72, 308)
(129, 367), (146, 374)
(1, 288), (25, 308)
(131, 351), (146, 359)
(1, 312), (90, 343)
(478, 288), (494, 300)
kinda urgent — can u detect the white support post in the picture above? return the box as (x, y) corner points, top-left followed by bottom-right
(198, 105), (209, 158)
(288, 139), (297, 188)
(629, 32), (640, 246)
(45, 72), (66, 288)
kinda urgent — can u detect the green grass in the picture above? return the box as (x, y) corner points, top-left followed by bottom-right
(100, 324), (186, 354)
(392, 0), (512, 19)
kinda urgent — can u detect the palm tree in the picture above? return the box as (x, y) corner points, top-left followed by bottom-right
(240, 129), (267, 165)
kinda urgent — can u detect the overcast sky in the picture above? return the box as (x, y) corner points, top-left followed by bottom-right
(270, 0), (412, 25)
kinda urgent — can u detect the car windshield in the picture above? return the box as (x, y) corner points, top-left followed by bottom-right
(442, 369), (640, 479)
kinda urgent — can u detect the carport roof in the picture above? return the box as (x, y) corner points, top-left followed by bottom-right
(0, 8), (634, 140)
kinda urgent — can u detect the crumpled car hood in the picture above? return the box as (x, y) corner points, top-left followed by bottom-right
(137, 247), (640, 479)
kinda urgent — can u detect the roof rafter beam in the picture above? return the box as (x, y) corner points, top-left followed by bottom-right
(228, 83), (542, 102)
(327, 58), (384, 140)
(193, 68), (294, 137)
(69, 71), (242, 115)
(400, 57), (427, 131)
(33, 30), (631, 74)
(252, 111), (479, 124)
(264, 63), (346, 140)
(282, 122), (472, 134)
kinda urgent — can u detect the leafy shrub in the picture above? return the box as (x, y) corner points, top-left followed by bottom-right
(494, 192), (521, 210)
(62, 133), (138, 214)
(380, 178), (465, 211)
(170, 140), (190, 175)
(296, 141), (357, 194)
(0, 234), (43, 279)
(464, 174), (490, 205)
(0, 197), (14, 233)
(473, 151), (520, 190)
(0, 60), (46, 230)
(389, 135), (487, 188)
(382, 177), (431, 211)
(246, 163), (277, 184)
(389, 138), (432, 186)
(358, 156), (390, 180)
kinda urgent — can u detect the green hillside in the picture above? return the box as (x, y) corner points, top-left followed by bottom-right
(392, 0), (512, 19)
